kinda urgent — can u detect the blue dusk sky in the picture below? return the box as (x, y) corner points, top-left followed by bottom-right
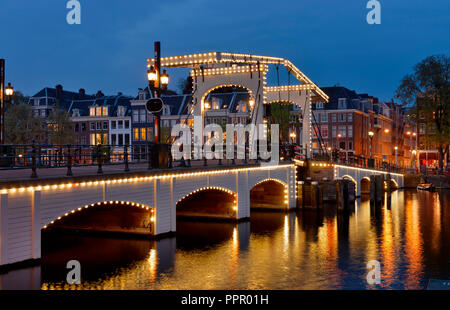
(1, 0), (449, 101)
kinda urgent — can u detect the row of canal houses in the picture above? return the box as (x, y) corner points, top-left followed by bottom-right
(27, 84), (255, 161)
(28, 83), (406, 165)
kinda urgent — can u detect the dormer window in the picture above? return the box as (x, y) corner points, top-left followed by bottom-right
(163, 105), (170, 115)
(90, 105), (108, 116)
(338, 98), (347, 109)
(72, 109), (80, 117)
(236, 100), (247, 112)
(138, 89), (146, 100)
(212, 97), (221, 110)
(316, 102), (324, 109)
(118, 106), (126, 117)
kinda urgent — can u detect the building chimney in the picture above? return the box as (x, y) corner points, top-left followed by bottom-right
(96, 90), (104, 98)
(55, 84), (63, 101)
(117, 92), (123, 96)
(78, 88), (86, 99)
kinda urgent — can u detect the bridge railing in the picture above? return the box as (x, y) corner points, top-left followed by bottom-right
(293, 147), (405, 174)
(0, 143), (287, 179)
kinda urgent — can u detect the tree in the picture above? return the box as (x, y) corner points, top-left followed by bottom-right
(395, 54), (449, 173)
(270, 102), (291, 142)
(47, 104), (75, 145)
(4, 103), (46, 145)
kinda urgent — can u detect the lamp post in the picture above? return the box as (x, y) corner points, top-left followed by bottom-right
(412, 132), (417, 170)
(337, 133), (342, 162)
(368, 131), (374, 158)
(0, 59), (5, 145)
(5, 82), (14, 99)
(147, 42), (169, 144)
(0, 60), (14, 145)
(394, 146), (398, 169)
(290, 131), (296, 144)
(160, 69), (169, 91)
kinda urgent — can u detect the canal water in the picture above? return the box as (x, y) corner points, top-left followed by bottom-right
(1, 189), (449, 290)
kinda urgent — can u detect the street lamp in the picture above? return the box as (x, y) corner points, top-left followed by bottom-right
(394, 146), (398, 168)
(147, 66), (157, 87)
(248, 97), (255, 109)
(384, 128), (390, 134)
(5, 82), (14, 98)
(290, 131), (296, 144)
(368, 130), (374, 160)
(160, 69), (169, 90)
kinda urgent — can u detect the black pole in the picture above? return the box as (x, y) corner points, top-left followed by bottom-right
(97, 145), (103, 174)
(154, 41), (161, 145)
(0, 59), (4, 145)
(66, 144), (73, 176)
(30, 143), (37, 178)
(124, 144), (129, 172)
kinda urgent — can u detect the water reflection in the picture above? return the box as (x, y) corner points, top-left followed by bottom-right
(0, 190), (449, 290)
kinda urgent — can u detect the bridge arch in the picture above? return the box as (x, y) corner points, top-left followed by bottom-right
(360, 177), (371, 196)
(389, 179), (399, 191)
(201, 84), (254, 106)
(176, 186), (238, 220)
(250, 178), (288, 210)
(42, 200), (156, 235)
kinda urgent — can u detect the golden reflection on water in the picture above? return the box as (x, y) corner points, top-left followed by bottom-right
(38, 190), (450, 290)
(404, 192), (424, 289)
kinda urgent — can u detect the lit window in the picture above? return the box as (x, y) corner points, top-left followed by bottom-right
(140, 128), (146, 140)
(96, 107), (102, 116)
(134, 128), (139, 141)
(102, 106), (108, 116)
(90, 107), (96, 116)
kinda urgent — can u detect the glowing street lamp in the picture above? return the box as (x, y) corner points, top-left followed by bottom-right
(394, 146), (398, 168)
(147, 66), (157, 87)
(384, 128), (390, 134)
(290, 131), (296, 144)
(248, 98), (255, 109)
(160, 69), (169, 90)
(368, 131), (374, 159)
(5, 82), (14, 98)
